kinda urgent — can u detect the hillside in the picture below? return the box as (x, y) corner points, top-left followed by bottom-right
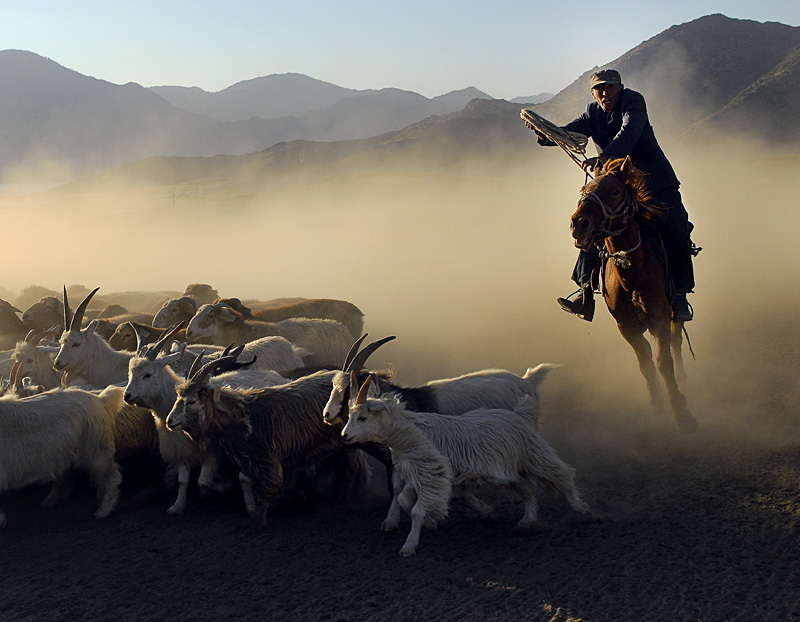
(684, 43), (800, 142)
(532, 14), (800, 135)
(56, 98), (532, 198)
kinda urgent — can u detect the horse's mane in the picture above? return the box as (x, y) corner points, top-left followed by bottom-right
(602, 158), (662, 220)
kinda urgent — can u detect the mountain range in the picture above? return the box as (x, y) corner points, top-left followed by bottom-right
(2, 14), (799, 190)
(0, 52), (492, 180)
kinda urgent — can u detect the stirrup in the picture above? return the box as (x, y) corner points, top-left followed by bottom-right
(557, 287), (595, 322)
(672, 297), (694, 322)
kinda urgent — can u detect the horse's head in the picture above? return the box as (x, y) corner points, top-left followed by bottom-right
(570, 156), (652, 248)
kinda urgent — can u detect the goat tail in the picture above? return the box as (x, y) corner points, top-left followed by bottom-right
(522, 363), (562, 388)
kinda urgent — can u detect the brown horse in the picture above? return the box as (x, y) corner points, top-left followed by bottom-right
(570, 157), (696, 433)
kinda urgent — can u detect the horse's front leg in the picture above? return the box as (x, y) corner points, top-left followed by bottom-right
(652, 322), (696, 433)
(617, 322), (667, 414)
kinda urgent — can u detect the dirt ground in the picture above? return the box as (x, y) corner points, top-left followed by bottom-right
(1, 301), (799, 622)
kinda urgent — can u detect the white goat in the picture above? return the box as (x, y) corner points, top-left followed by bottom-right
(53, 287), (134, 387)
(0, 385), (123, 527)
(0, 361), (46, 397)
(13, 329), (63, 390)
(186, 302), (352, 368)
(342, 374), (590, 557)
(323, 335), (559, 431)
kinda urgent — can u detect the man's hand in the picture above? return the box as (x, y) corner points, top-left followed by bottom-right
(581, 157), (604, 173)
(581, 157), (599, 172)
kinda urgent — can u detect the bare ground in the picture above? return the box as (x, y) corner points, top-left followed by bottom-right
(1, 304), (799, 622)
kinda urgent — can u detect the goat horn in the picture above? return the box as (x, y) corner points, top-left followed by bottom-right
(342, 334), (369, 372)
(346, 336), (397, 374)
(69, 287), (99, 331)
(355, 373), (373, 405)
(25, 329), (50, 347)
(225, 344), (245, 360)
(186, 357), (219, 388)
(132, 323), (149, 355)
(187, 349), (206, 379)
(9, 361), (22, 391)
(145, 321), (185, 360)
(212, 353), (255, 374)
(187, 353), (241, 388)
(62, 286), (71, 330)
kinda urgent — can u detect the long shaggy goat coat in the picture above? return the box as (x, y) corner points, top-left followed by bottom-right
(0, 386), (123, 526)
(171, 370), (365, 523)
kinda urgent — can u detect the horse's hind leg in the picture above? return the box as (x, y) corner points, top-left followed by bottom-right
(618, 323), (667, 414)
(653, 324), (696, 434)
(670, 321), (687, 384)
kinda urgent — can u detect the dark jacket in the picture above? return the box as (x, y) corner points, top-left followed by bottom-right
(560, 88), (679, 193)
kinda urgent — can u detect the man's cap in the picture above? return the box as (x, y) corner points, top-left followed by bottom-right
(590, 69), (622, 89)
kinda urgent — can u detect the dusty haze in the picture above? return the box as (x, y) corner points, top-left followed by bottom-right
(0, 137), (798, 451)
(1, 135), (800, 622)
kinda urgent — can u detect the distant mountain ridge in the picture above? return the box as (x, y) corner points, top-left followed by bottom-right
(151, 73), (373, 121)
(510, 93), (554, 105)
(0, 52), (491, 180)
(68, 13), (799, 196)
(2, 14), (799, 189)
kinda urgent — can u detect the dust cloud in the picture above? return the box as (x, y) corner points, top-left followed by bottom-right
(0, 136), (798, 460)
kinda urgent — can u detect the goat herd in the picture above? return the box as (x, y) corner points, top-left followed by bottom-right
(0, 283), (590, 557)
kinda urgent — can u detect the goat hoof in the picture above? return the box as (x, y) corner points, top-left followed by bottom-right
(399, 545), (417, 557)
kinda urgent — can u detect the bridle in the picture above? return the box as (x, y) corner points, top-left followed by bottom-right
(578, 178), (642, 269)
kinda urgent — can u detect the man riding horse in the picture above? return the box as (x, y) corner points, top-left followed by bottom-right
(536, 69), (696, 323)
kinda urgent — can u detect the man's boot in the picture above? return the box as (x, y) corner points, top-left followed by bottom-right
(557, 284), (595, 322)
(672, 294), (693, 322)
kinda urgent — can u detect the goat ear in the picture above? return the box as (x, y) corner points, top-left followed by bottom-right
(367, 373), (381, 398)
(354, 373), (373, 405)
(84, 319), (99, 336)
(160, 352), (182, 367)
(180, 297), (197, 314)
(218, 306), (238, 323)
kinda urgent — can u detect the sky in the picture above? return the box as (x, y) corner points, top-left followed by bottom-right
(2, 1), (799, 100)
